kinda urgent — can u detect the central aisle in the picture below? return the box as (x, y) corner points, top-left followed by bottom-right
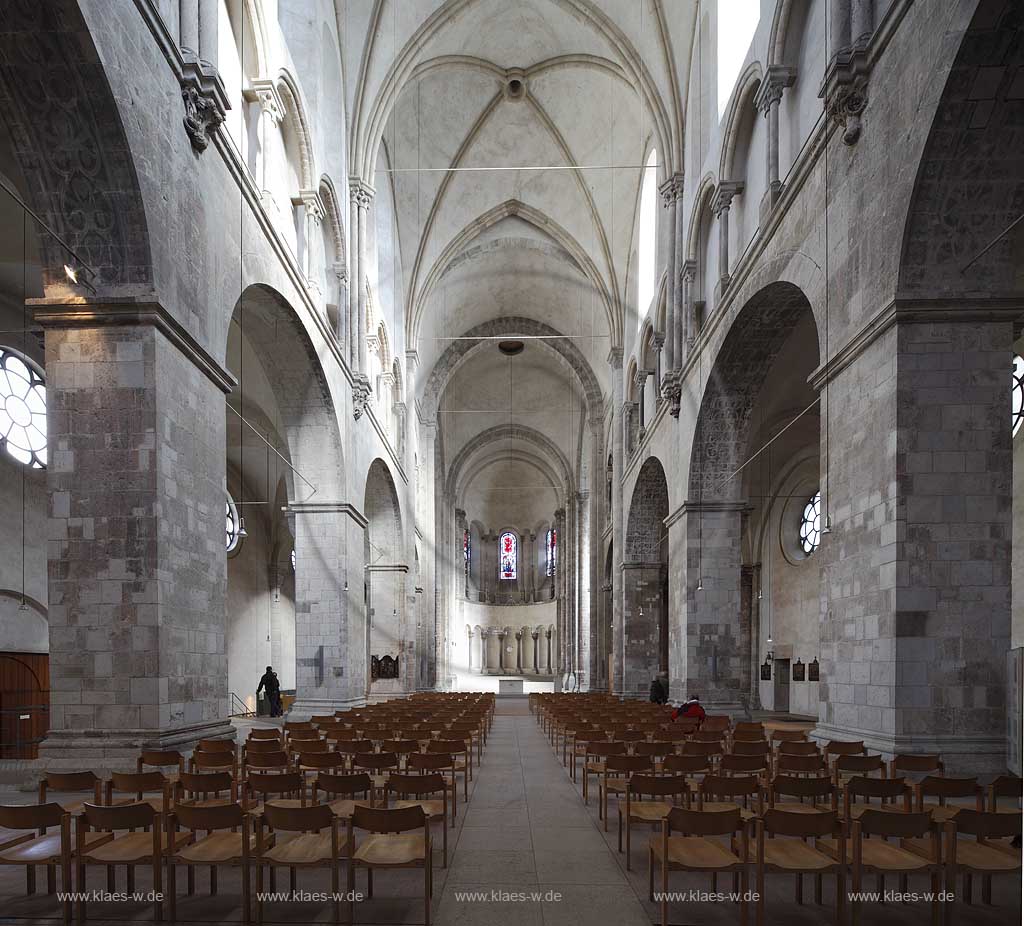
(437, 708), (650, 926)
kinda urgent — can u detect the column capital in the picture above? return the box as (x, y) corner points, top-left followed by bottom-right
(348, 178), (375, 209)
(659, 171), (684, 205)
(245, 78), (286, 125)
(297, 189), (326, 224)
(682, 258), (698, 283)
(554, 507), (566, 524)
(713, 181), (744, 216)
(652, 331), (665, 350)
(607, 346), (624, 370)
(332, 261), (349, 283)
(455, 508), (467, 525)
(754, 65), (797, 113)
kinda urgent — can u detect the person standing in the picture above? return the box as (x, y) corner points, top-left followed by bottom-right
(257, 665), (282, 717)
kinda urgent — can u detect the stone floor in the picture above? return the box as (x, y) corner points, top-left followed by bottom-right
(0, 703), (1018, 924)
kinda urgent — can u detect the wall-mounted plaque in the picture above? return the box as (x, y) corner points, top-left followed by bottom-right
(808, 658), (820, 682)
(792, 659), (805, 682)
(760, 660), (772, 681)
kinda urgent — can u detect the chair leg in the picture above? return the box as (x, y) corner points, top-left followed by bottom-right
(76, 864), (86, 923)
(648, 847), (654, 901)
(127, 863), (135, 895)
(964, 873), (972, 905)
(47, 863), (55, 894)
(331, 862), (339, 925)
(756, 864), (765, 926)
(256, 863), (264, 925)
(982, 874), (992, 905)
(796, 873), (803, 904)
(425, 860), (431, 926)
(290, 866), (297, 894)
(187, 865), (195, 896)
(106, 865), (114, 893)
(27, 864), (35, 895)
(815, 873), (823, 905)
(367, 867), (373, 899)
(210, 865), (218, 896)
(168, 861), (177, 922)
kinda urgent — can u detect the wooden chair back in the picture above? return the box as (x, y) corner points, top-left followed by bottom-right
(778, 740), (819, 756)
(176, 771), (236, 804)
(731, 740), (770, 756)
(350, 803), (425, 833)
(825, 739), (865, 757)
(39, 771), (102, 806)
(666, 805), (742, 836)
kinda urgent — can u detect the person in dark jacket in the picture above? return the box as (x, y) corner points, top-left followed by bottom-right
(649, 674), (669, 705)
(257, 666), (282, 717)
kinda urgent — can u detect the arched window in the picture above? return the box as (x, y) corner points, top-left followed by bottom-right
(226, 495), (241, 552)
(463, 529), (471, 582)
(0, 348), (47, 468)
(717, 0), (759, 118)
(637, 148), (659, 327)
(546, 528), (557, 578)
(799, 491), (821, 556)
(290, 548), (296, 571)
(498, 530), (517, 581)
(1013, 355), (1023, 437)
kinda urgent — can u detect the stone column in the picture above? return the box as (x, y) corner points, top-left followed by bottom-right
(755, 67), (796, 216)
(682, 261), (697, 349)
(713, 182), (743, 298)
(250, 80), (285, 200)
(198, 0), (218, 65)
(479, 630), (489, 674)
(545, 629), (554, 674)
(497, 630), (506, 671)
(526, 531), (536, 603)
(532, 631), (540, 674)
(608, 348), (625, 694)
(467, 628), (474, 671)
(37, 307), (234, 769)
(179, 0), (200, 58)
(556, 506), (568, 674)
(634, 369), (648, 437)
(515, 631), (523, 672)
(333, 263), (349, 346)
(298, 189), (325, 295)
(750, 562), (763, 710)
(659, 177), (679, 376)
(682, 501), (749, 713)
(455, 509), (468, 599)
(349, 179), (374, 414)
(814, 316), (1012, 774)
(652, 337), (664, 408)
(347, 181), (360, 372)
(672, 175), (685, 370)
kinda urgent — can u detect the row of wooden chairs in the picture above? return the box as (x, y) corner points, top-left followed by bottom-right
(648, 802), (1021, 926)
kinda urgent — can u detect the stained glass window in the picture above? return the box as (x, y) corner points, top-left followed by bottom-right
(799, 491), (821, 556)
(226, 496), (240, 552)
(1013, 355), (1023, 437)
(290, 548), (296, 571)
(498, 530), (517, 580)
(546, 528), (557, 577)
(0, 349), (47, 469)
(463, 529), (470, 580)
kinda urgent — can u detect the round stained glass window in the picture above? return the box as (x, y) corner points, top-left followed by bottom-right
(226, 496), (240, 552)
(0, 349), (47, 469)
(799, 491), (821, 555)
(1013, 355), (1024, 437)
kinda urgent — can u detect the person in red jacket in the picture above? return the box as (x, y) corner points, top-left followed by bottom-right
(671, 695), (706, 726)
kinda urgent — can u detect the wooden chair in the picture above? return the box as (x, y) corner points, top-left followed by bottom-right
(288, 738), (328, 756)
(334, 739), (375, 771)
(346, 805), (431, 926)
(311, 771), (374, 819)
(988, 775), (1022, 813)
(381, 739), (421, 769)
(175, 771), (237, 809)
(650, 806), (749, 926)
(428, 739), (471, 798)
(295, 750), (347, 784)
(754, 809), (845, 926)
(942, 809), (1021, 912)
(698, 774), (764, 822)
(702, 716), (732, 735)
(38, 772), (103, 815)
(191, 749), (238, 778)
(106, 771), (173, 814)
(244, 750), (293, 777)
(770, 729), (808, 748)
(310, 715), (337, 727)
(0, 803), (79, 921)
(825, 740), (866, 774)
(661, 755), (712, 802)
(165, 802), (253, 922)
(582, 740), (626, 805)
(619, 773), (690, 870)
(683, 739), (725, 767)
(841, 775), (912, 822)
(889, 754), (944, 782)
(247, 728), (282, 742)
(255, 802), (342, 924)
(138, 750), (185, 783)
(833, 754), (886, 788)
(720, 754), (769, 781)
(768, 773), (839, 814)
(600, 755), (654, 829)
(75, 801), (176, 922)
(913, 776), (983, 825)
(732, 740), (771, 758)
(692, 730), (727, 745)
(776, 753), (828, 779)
(844, 810), (941, 926)
(243, 771), (306, 816)
(387, 772), (449, 867)
(408, 753), (459, 824)
(284, 722), (315, 733)
(196, 739), (237, 758)
(352, 753), (399, 806)
(777, 739), (820, 758)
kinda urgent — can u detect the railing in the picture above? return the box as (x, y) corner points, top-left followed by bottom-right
(0, 689), (50, 759)
(229, 691), (255, 718)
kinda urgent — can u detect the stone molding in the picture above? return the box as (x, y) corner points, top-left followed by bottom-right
(30, 296), (235, 393)
(366, 564), (410, 573)
(664, 498), (751, 529)
(808, 295), (1024, 391)
(713, 181), (745, 216)
(246, 78), (287, 124)
(754, 65), (797, 113)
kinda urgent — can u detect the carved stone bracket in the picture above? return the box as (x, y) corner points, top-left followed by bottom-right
(821, 49), (871, 145)
(181, 61), (228, 152)
(246, 78), (287, 125)
(663, 371), (682, 419)
(352, 376), (372, 419)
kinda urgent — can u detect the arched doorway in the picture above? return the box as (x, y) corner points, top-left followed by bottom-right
(624, 457), (670, 697)
(364, 459), (407, 699)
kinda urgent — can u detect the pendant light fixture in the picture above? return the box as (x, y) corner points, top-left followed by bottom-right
(235, 0), (247, 541)
(821, 0), (833, 536)
(19, 207), (28, 611)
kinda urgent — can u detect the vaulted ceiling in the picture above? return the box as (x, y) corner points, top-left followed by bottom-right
(345, 0), (695, 506)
